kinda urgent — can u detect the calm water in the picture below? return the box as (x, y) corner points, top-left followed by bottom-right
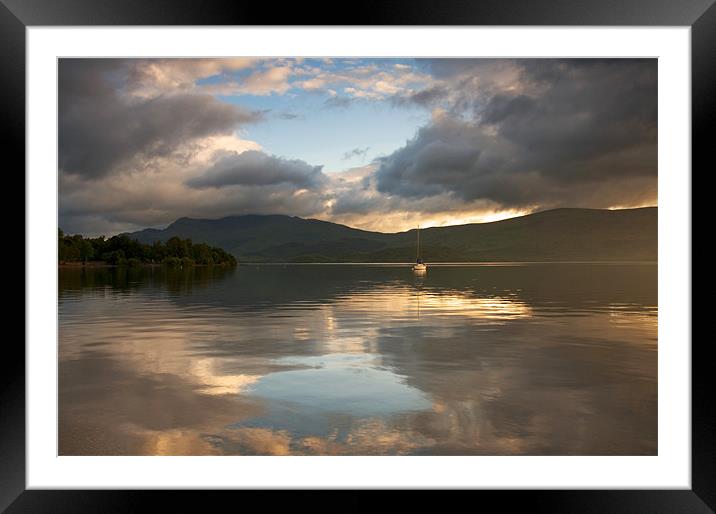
(59, 263), (657, 455)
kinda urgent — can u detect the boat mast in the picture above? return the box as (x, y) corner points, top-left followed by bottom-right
(416, 225), (420, 261)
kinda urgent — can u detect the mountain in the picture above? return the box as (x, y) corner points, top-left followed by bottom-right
(126, 207), (657, 263)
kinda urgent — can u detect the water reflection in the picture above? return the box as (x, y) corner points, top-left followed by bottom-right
(59, 263), (657, 455)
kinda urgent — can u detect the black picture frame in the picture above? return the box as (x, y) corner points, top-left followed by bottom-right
(4, 0), (710, 510)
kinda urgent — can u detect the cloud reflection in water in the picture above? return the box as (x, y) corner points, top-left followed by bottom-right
(59, 264), (657, 455)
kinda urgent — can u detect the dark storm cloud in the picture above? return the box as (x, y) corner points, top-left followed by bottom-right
(372, 59), (657, 209)
(373, 117), (523, 203)
(59, 59), (262, 179)
(423, 57), (506, 79)
(389, 85), (450, 109)
(477, 60), (657, 182)
(186, 150), (327, 189)
(480, 94), (537, 124)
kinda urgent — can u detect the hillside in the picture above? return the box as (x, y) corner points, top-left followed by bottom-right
(127, 207), (657, 262)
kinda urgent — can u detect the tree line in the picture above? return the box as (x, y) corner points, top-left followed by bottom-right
(58, 229), (237, 267)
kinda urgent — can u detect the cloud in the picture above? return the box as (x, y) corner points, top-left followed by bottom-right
(373, 114), (508, 201)
(390, 85), (450, 108)
(59, 59), (263, 180)
(205, 66), (293, 96)
(125, 58), (257, 97)
(59, 149), (332, 236)
(323, 95), (354, 109)
(186, 150), (327, 189)
(326, 164), (520, 232)
(372, 59), (657, 211)
(295, 61), (433, 105)
(341, 147), (370, 161)
(390, 59), (528, 113)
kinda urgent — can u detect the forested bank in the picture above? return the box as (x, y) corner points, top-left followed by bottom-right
(58, 230), (237, 267)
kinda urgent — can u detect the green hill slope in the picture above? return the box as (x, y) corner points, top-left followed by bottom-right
(127, 207), (657, 262)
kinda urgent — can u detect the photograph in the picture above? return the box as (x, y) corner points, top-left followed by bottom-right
(3, 0), (709, 503)
(57, 56), (659, 457)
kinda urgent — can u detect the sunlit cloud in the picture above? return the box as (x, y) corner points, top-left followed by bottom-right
(125, 58), (258, 98)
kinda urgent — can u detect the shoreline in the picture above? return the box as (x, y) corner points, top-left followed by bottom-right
(59, 260), (657, 268)
(58, 262), (235, 269)
(234, 260), (658, 265)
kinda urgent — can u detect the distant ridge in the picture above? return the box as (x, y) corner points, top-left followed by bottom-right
(127, 207), (657, 263)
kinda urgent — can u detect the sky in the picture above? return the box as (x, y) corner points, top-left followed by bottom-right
(58, 58), (657, 236)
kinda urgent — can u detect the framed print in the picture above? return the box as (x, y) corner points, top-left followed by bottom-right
(5, 0), (712, 510)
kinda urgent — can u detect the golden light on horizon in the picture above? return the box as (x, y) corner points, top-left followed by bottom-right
(607, 203), (657, 210)
(327, 207), (534, 233)
(418, 208), (534, 229)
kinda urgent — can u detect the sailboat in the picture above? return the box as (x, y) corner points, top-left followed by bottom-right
(412, 225), (427, 272)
